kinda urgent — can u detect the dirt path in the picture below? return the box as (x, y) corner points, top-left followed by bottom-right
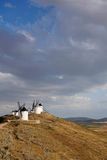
(0, 123), (8, 129)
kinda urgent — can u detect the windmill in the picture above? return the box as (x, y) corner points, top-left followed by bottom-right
(32, 100), (35, 111)
(31, 100), (39, 112)
(17, 102), (28, 120)
(31, 99), (50, 114)
(31, 100), (44, 114)
(12, 102), (27, 117)
(17, 102), (26, 112)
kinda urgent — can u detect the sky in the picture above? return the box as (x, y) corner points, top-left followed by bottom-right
(0, 0), (107, 118)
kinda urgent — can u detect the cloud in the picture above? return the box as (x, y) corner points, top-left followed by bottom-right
(4, 2), (16, 8)
(1, 0), (107, 117)
(30, 0), (107, 11)
(17, 30), (35, 43)
(0, 15), (4, 22)
(0, 72), (25, 87)
(55, 75), (64, 80)
(51, 95), (91, 107)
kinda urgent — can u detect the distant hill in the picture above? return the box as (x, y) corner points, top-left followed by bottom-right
(65, 117), (107, 124)
(0, 113), (107, 160)
(65, 117), (95, 123)
(96, 117), (107, 122)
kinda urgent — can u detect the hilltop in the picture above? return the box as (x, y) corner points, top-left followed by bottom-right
(0, 113), (107, 160)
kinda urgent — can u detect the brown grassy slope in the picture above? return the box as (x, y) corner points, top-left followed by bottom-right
(82, 122), (107, 140)
(0, 113), (107, 160)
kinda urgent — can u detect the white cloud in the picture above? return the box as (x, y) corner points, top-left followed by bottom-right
(47, 94), (93, 117)
(51, 96), (57, 101)
(0, 72), (25, 88)
(30, 0), (107, 11)
(55, 75), (64, 80)
(0, 72), (13, 80)
(69, 38), (98, 50)
(50, 95), (91, 108)
(70, 95), (91, 107)
(4, 2), (16, 8)
(17, 30), (35, 42)
(0, 15), (3, 22)
(89, 83), (107, 92)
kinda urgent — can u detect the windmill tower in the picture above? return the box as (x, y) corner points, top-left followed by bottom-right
(20, 107), (28, 121)
(35, 103), (43, 114)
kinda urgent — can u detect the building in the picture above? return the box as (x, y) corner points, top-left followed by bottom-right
(20, 107), (28, 121)
(31, 101), (44, 114)
(12, 110), (20, 117)
(35, 103), (43, 114)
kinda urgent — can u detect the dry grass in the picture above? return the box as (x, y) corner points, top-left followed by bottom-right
(0, 113), (107, 160)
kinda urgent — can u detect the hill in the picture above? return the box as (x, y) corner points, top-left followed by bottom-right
(96, 117), (107, 123)
(0, 113), (107, 160)
(65, 117), (107, 124)
(65, 117), (95, 124)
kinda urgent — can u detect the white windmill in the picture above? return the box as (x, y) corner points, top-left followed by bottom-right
(12, 102), (28, 120)
(12, 102), (22, 117)
(31, 100), (44, 114)
(20, 106), (28, 121)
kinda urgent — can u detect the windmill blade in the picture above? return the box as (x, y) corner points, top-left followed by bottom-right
(35, 100), (39, 107)
(17, 101), (20, 107)
(32, 100), (35, 110)
(17, 101), (21, 111)
(17, 102), (26, 111)
(28, 106), (32, 112)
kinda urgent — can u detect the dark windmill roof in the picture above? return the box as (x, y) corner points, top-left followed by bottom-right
(20, 107), (28, 112)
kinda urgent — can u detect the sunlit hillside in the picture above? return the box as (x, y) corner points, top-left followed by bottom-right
(0, 113), (107, 160)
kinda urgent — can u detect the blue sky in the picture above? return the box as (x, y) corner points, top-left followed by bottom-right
(0, 0), (107, 118)
(0, 0), (54, 27)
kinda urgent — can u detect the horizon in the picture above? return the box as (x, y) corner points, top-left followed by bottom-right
(0, 0), (107, 118)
